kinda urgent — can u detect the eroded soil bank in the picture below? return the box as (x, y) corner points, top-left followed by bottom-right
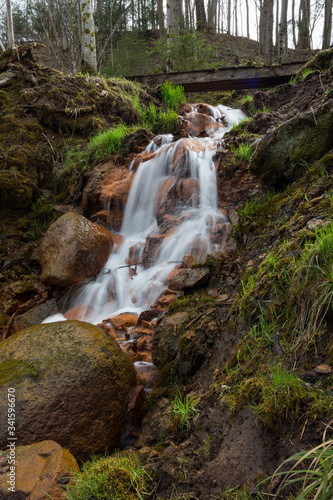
(0, 46), (333, 499)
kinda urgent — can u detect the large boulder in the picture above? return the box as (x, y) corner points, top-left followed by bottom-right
(249, 100), (333, 188)
(38, 211), (113, 287)
(0, 321), (136, 460)
(167, 267), (211, 291)
(0, 440), (79, 499)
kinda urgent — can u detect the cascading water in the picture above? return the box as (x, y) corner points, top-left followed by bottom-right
(44, 104), (245, 377)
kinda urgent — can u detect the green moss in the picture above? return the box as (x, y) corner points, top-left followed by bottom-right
(0, 359), (38, 388)
(0, 171), (35, 209)
(67, 451), (151, 499)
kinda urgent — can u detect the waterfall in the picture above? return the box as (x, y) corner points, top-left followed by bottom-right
(44, 104), (245, 326)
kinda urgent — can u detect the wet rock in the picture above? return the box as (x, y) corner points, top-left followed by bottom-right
(13, 298), (56, 332)
(81, 162), (114, 221)
(100, 169), (134, 230)
(137, 309), (160, 325)
(172, 138), (206, 179)
(128, 386), (146, 428)
(39, 211), (113, 287)
(152, 312), (188, 368)
(250, 100), (333, 188)
(182, 254), (196, 268)
(168, 267), (211, 291)
(109, 312), (138, 331)
(134, 361), (158, 389)
(0, 321), (136, 460)
(0, 440), (79, 499)
(121, 128), (154, 155)
(182, 112), (221, 137)
(142, 235), (165, 268)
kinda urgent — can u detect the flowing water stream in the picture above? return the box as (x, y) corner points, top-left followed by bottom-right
(45, 103), (245, 383)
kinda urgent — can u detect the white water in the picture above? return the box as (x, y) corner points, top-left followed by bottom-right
(44, 104), (245, 325)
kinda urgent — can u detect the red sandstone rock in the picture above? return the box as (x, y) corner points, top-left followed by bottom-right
(182, 254), (196, 268)
(168, 267), (211, 291)
(110, 313), (138, 331)
(157, 294), (178, 307)
(39, 212), (113, 287)
(100, 169), (134, 230)
(172, 138), (206, 179)
(182, 112), (221, 137)
(0, 440), (79, 500)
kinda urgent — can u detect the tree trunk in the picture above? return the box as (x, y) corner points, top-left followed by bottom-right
(48, 0), (57, 40)
(166, 0), (173, 34)
(279, 0), (288, 62)
(292, 0), (297, 48)
(275, 0), (279, 55)
(158, 0), (165, 34)
(6, 0), (15, 47)
(323, 0), (333, 49)
(208, 0), (218, 32)
(298, 0), (310, 50)
(245, 0), (249, 38)
(57, 0), (78, 73)
(260, 0), (274, 63)
(195, 0), (207, 30)
(0, 38), (5, 52)
(79, 0), (97, 72)
(227, 0), (231, 34)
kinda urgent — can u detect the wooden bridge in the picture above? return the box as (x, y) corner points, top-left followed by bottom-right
(128, 61), (306, 92)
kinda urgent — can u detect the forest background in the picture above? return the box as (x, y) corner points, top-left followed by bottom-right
(1, 0), (332, 77)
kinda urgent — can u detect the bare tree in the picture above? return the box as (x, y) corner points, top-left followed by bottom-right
(6, 0), (15, 47)
(323, 0), (332, 48)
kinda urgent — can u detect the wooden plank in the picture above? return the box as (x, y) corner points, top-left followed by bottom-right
(128, 62), (306, 92)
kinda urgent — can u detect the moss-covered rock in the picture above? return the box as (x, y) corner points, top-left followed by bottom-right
(0, 171), (35, 209)
(296, 48), (333, 79)
(249, 100), (333, 188)
(0, 321), (136, 460)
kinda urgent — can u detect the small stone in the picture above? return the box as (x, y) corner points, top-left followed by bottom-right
(313, 364), (332, 374)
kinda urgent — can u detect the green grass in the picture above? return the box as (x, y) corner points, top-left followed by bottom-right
(88, 124), (136, 157)
(170, 388), (199, 435)
(266, 431), (333, 499)
(66, 451), (152, 500)
(141, 104), (179, 134)
(160, 81), (185, 110)
(233, 142), (253, 162)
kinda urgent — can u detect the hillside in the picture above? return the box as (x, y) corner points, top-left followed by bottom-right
(0, 45), (332, 499)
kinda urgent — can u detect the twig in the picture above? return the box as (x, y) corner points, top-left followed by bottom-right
(311, 107), (317, 125)
(300, 419), (308, 439)
(186, 314), (203, 328)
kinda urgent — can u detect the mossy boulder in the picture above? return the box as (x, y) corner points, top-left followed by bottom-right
(249, 100), (333, 188)
(0, 321), (137, 460)
(38, 211), (113, 287)
(152, 311), (208, 384)
(0, 171), (35, 209)
(296, 48), (333, 79)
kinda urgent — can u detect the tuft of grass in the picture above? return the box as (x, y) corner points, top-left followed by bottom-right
(266, 428), (333, 499)
(160, 81), (185, 110)
(141, 104), (179, 134)
(289, 222), (333, 351)
(233, 142), (253, 162)
(88, 124), (135, 157)
(170, 388), (199, 435)
(66, 451), (152, 500)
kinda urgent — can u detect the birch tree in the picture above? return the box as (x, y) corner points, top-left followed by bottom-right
(279, 0), (288, 62)
(6, 0), (15, 47)
(80, 0), (97, 72)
